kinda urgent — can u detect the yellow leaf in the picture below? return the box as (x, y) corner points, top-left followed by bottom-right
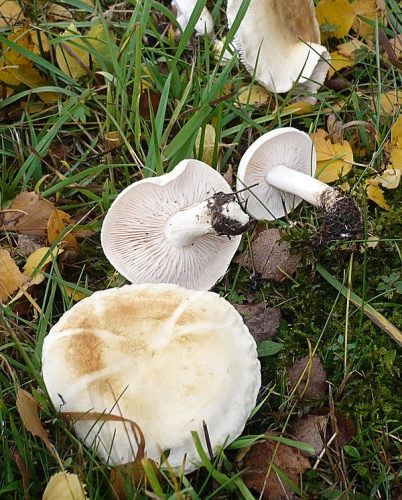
(0, 248), (27, 303)
(312, 129), (353, 183)
(43, 472), (88, 500)
(194, 124), (217, 165)
(47, 209), (80, 251)
(352, 0), (382, 37)
(55, 21), (113, 80)
(365, 180), (390, 210)
(0, 0), (25, 26)
(23, 247), (62, 277)
(282, 101), (313, 116)
(328, 40), (365, 78)
(64, 285), (86, 302)
(391, 147), (402, 170)
(391, 115), (402, 149)
(315, 0), (356, 39)
(237, 84), (270, 106)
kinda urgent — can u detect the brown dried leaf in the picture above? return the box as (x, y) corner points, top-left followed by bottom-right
(16, 388), (57, 458)
(244, 228), (302, 282)
(286, 354), (328, 400)
(43, 471), (88, 500)
(239, 439), (310, 499)
(0, 248), (27, 302)
(1, 192), (55, 236)
(17, 234), (48, 257)
(291, 415), (328, 457)
(235, 303), (281, 343)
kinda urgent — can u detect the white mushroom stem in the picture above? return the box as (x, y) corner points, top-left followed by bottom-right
(266, 165), (339, 210)
(166, 195), (251, 247)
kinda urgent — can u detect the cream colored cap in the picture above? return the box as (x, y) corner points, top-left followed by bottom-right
(42, 283), (261, 473)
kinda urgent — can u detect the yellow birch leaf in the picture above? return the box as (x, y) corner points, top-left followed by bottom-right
(282, 101), (313, 115)
(365, 180), (390, 210)
(315, 0), (356, 39)
(391, 115), (402, 149)
(391, 147), (402, 170)
(328, 50), (356, 78)
(377, 90), (402, 116)
(23, 247), (62, 277)
(375, 168), (401, 189)
(0, 0), (25, 26)
(0, 248), (27, 303)
(238, 84), (270, 106)
(47, 209), (80, 251)
(313, 129), (353, 183)
(64, 285), (86, 302)
(352, 0), (382, 37)
(194, 124), (216, 165)
(337, 38), (367, 58)
(43, 472), (88, 500)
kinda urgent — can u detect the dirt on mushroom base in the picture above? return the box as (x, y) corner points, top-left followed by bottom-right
(208, 191), (255, 237)
(314, 191), (363, 247)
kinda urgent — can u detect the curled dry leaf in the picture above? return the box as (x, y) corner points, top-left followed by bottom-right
(43, 471), (88, 500)
(243, 228), (302, 282)
(286, 354), (327, 400)
(237, 438), (310, 499)
(0, 248), (27, 303)
(235, 303), (281, 343)
(16, 388), (57, 458)
(1, 191), (55, 236)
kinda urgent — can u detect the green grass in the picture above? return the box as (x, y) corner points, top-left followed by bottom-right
(1, 0), (402, 497)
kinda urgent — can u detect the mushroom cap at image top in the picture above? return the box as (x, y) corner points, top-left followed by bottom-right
(226, 0), (330, 94)
(41, 283), (261, 473)
(101, 159), (251, 291)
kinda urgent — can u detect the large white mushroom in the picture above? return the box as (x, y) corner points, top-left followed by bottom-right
(101, 159), (252, 290)
(171, 0), (214, 37)
(227, 0), (331, 94)
(236, 128), (363, 245)
(41, 283), (261, 473)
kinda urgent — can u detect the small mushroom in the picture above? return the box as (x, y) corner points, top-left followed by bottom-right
(236, 128), (363, 244)
(41, 283), (261, 473)
(226, 0), (331, 94)
(172, 0), (214, 37)
(101, 159), (251, 290)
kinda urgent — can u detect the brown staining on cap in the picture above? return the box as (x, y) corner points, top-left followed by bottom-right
(67, 331), (106, 376)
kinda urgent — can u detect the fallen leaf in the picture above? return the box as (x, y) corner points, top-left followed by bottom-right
(352, 0), (383, 37)
(0, 248), (27, 302)
(0, 24), (48, 88)
(282, 101), (313, 116)
(377, 89), (402, 116)
(313, 129), (353, 183)
(47, 209), (80, 251)
(45, 3), (74, 22)
(238, 438), (310, 499)
(243, 228), (302, 282)
(55, 21), (114, 80)
(374, 168), (401, 189)
(16, 388), (57, 458)
(9, 447), (30, 499)
(23, 247), (62, 278)
(64, 285), (86, 302)
(365, 180), (390, 210)
(194, 124), (216, 165)
(292, 409), (355, 458)
(1, 191), (55, 236)
(0, 0), (25, 26)
(235, 303), (281, 343)
(237, 84), (270, 106)
(315, 0), (356, 39)
(391, 114), (402, 149)
(43, 471), (88, 500)
(286, 355), (328, 400)
(17, 234), (48, 257)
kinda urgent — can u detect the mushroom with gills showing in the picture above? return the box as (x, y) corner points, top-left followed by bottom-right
(101, 159), (252, 291)
(236, 127), (363, 245)
(226, 0), (331, 95)
(41, 283), (261, 473)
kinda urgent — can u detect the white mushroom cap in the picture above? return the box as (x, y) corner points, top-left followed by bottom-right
(101, 159), (250, 291)
(172, 0), (214, 36)
(236, 127), (318, 220)
(41, 283), (261, 473)
(227, 0), (330, 94)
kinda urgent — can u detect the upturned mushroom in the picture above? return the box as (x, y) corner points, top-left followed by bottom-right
(101, 159), (252, 290)
(236, 127), (363, 244)
(226, 0), (331, 94)
(41, 283), (261, 473)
